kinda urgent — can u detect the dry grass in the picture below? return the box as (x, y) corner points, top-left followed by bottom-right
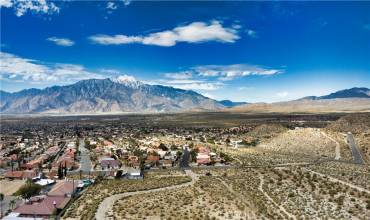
(0, 180), (25, 195)
(62, 175), (191, 220)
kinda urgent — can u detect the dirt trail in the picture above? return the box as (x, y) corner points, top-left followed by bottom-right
(321, 132), (341, 160)
(304, 169), (370, 194)
(95, 170), (198, 220)
(258, 175), (296, 220)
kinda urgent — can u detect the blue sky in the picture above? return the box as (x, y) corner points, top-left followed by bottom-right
(1, 1), (370, 102)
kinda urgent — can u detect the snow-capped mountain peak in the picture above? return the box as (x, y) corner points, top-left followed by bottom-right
(111, 75), (143, 88)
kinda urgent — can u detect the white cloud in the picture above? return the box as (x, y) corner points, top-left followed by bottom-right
(47, 37), (75, 47)
(89, 35), (142, 45)
(147, 70), (224, 91)
(276, 91), (289, 97)
(89, 20), (240, 47)
(158, 81), (224, 90)
(0, 0), (12, 8)
(194, 64), (283, 81)
(154, 63), (282, 91)
(0, 52), (104, 84)
(172, 82), (223, 91)
(123, 0), (131, 6)
(163, 79), (203, 84)
(238, 86), (254, 91)
(106, 2), (117, 10)
(1, 0), (59, 17)
(164, 71), (192, 80)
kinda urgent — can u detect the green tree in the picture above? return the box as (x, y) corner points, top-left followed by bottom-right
(159, 143), (168, 151)
(190, 150), (197, 162)
(14, 180), (42, 200)
(0, 193), (4, 218)
(58, 163), (63, 179)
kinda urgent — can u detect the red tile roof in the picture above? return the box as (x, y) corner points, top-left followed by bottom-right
(47, 181), (78, 197)
(14, 196), (70, 216)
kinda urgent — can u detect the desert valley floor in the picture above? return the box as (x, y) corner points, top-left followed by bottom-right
(1, 112), (369, 220)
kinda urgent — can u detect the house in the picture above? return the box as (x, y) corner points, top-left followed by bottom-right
(122, 167), (143, 180)
(4, 171), (23, 179)
(54, 156), (75, 170)
(13, 195), (70, 219)
(4, 170), (37, 180)
(145, 155), (159, 166)
(23, 157), (44, 170)
(103, 140), (114, 147)
(197, 146), (210, 154)
(157, 150), (167, 158)
(100, 157), (120, 170)
(45, 146), (59, 157)
(196, 154), (211, 165)
(128, 156), (140, 168)
(160, 159), (173, 168)
(48, 181), (78, 197)
(64, 148), (76, 158)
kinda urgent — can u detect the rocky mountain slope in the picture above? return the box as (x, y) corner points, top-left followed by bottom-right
(0, 78), (225, 114)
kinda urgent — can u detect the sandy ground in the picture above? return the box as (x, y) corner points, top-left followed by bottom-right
(0, 180), (25, 196)
(321, 131), (341, 160)
(95, 170), (199, 220)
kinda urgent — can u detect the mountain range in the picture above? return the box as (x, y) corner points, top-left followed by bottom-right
(231, 87), (370, 113)
(0, 78), (229, 114)
(298, 87), (370, 100)
(0, 79), (369, 114)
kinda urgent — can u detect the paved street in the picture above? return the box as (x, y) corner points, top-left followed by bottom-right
(347, 133), (364, 165)
(79, 139), (93, 173)
(180, 147), (190, 168)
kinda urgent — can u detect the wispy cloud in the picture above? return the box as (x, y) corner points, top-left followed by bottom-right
(123, 0), (131, 6)
(193, 64), (283, 81)
(0, 52), (104, 84)
(238, 86), (254, 91)
(89, 20), (240, 47)
(153, 63), (282, 90)
(146, 70), (224, 91)
(276, 91), (289, 98)
(106, 2), (118, 10)
(164, 71), (193, 80)
(146, 79), (224, 91)
(47, 37), (75, 47)
(0, 0), (59, 17)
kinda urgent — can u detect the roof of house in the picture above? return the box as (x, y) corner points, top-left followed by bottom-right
(5, 171), (23, 179)
(100, 158), (120, 167)
(146, 155), (160, 162)
(47, 181), (77, 197)
(4, 170), (37, 179)
(196, 154), (210, 159)
(14, 196), (70, 216)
